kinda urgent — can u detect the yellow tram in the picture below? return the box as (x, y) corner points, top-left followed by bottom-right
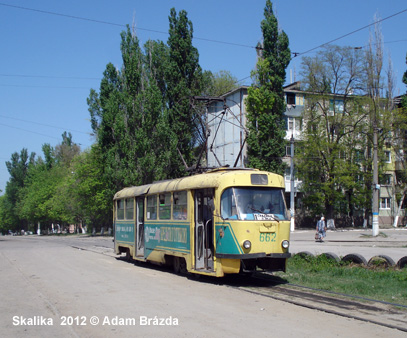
(113, 168), (291, 277)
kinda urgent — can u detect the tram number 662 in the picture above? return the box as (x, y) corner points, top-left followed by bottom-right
(259, 233), (276, 242)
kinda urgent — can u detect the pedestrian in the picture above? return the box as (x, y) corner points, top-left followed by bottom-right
(316, 216), (327, 242)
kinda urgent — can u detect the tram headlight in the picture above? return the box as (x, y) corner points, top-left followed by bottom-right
(282, 240), (289, 249)
(243, 240), (251, 249)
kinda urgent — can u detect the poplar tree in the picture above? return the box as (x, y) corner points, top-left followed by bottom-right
(166, 8), (204, 173)
(402, 54), (407, 109)
(246, 0), (291, 174)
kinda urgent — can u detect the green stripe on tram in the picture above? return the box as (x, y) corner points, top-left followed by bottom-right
(215, 222), (243, 255)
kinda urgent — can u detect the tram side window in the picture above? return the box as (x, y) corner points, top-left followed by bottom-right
(117, 199), (125, 220)
(159, 193), (171, 220)
(125, 198), (134, 220)
(220, 189), (237, 219)
(147, 195), (157, 220)
(173, 191), (187, 220)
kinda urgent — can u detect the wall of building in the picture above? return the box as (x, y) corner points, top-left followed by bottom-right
(207, 88), (248, 168)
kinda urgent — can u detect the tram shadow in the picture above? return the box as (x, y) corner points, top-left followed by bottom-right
(115, 255), (174, 274)
(214, 272), (288, 288)
(115, 255), (288, 288)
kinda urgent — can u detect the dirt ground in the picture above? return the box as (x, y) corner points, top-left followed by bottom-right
(0, 235), (405, 337)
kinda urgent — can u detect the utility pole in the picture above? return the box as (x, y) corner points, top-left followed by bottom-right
(372, 125), (379, 236)
(290, 134), (295, 232)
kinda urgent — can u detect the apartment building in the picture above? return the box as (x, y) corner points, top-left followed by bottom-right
(207, 83), (405, 227)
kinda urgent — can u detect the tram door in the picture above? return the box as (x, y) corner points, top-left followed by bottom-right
(194, 189), (214, 271)
(135, 197), (145, 257)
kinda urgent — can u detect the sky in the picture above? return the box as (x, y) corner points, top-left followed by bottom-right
(0, 0), (407, 194)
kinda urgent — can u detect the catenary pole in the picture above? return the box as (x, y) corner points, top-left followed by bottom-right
(372, 124), (379, 236)
(290, 134), (295, 232)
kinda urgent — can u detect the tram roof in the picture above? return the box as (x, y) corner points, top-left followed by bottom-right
(113, 168), (284, 200)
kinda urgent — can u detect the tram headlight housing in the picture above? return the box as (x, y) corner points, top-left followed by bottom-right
(243, 240), (251, 250)
(282, 240), (289, 249)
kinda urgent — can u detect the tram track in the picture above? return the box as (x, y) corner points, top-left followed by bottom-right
(232, 273), (407, 333)
(56, 236), (407, 333)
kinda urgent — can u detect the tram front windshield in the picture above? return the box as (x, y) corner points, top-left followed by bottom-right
(221, 187), (288, 221)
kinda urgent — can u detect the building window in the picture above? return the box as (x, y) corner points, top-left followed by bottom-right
(284, 167), (297, 181)
(380, 174), (392, 186)
(286, 117), (301, 132)
(355, 149), (364, 163)
(384, 151), (391, 163)
(287, 117), (294, 131)
(380, 197), (391, 209)
(329, 99), (344, 113)
(285, 168), (291, 180)
(286, 93), (295, 105)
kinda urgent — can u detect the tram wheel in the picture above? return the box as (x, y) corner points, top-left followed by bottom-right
(173, 257), (181, 274)
(179, 258), (187, 274)
(123, 249), (131, 262)
(173, 256), (187, 274)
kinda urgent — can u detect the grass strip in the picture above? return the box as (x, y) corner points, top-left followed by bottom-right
(273, 255), (407, 306)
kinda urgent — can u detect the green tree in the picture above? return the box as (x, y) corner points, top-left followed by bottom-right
(245, 0), (291, 174)
(298, 46), (368, 220)
(87, 23), (186, 224)
(2, 149), (35, 230)
(391, 54), (407, 226)
(204, 70), (239, 96)
(54, 131), (81, 167)
(16, 133), (82, 231)
(144, 39), (169, 102)
(64, 147), (112, 232)
(166, 8), (204, 172)
(0, 195), (14, 233)
(402, 54), (407, 109)
(297, 38), (402, 223)
(18, 163), (69, 228)
(88, 26), (144, 196)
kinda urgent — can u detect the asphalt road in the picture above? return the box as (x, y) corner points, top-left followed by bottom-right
(0, 234), (405, 338)
(290, 227), (407, 264)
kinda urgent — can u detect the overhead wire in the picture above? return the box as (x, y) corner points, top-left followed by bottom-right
(0, 84), (92, 89)
(0, 122), (63, 141)
(0, 114), (90, 135)
(293, 8), (407, 57)
(0, 2), (256, 50)
(0, 2), (406, 135)
(1, 2), (406, 59)
(0, 74), (100, 81)
(0, 3), (406, 85)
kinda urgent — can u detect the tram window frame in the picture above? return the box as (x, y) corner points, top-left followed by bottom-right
(173, 191), (188, 220)
(147, 195), (157, 220)
(221, 187), (288, 221)
(159, 193), (171, 220)
(117, 199), (125, 220)
(125, 198), (134, 220)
